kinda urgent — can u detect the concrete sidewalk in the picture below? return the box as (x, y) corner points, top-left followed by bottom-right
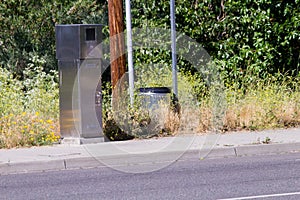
(0, 128), (299, 174)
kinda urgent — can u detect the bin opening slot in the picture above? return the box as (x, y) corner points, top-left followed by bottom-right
(86, 28), (96, 41)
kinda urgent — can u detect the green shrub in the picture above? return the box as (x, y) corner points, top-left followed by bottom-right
(0, 54), (59, 148)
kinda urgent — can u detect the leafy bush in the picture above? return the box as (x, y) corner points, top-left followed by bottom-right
(1, 0), (298, 81)
(131, 0), (300, 83)
(0, 0), (108, 76)
(0, 54), (59, 148)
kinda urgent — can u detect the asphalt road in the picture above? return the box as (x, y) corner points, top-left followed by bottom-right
(1, 152), (300, 200)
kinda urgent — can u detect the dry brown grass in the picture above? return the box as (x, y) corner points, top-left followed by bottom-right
(197, 105), (212, 133)
(162, 106), (180, 134)
(274, 100), (300, 127)
(196, 81), (300, 132)
(132, 85), (300, 136)
(104, 72), (300, 138)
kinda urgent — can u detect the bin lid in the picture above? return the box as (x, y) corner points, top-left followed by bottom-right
(139, 87), (171, 94)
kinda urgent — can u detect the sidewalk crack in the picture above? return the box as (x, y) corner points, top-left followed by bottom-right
(234, 148), (237, 157)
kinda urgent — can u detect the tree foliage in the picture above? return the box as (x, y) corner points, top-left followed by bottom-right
(0, 0), (299, 82)
(131, 0), (300, 83)
(0, 0), (107, 77)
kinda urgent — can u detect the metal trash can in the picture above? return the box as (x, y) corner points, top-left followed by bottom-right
(56, 24), (104, 144)
(138, 87), (171, 111)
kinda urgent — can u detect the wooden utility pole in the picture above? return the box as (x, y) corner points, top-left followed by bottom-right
(108, 0), (126, 88)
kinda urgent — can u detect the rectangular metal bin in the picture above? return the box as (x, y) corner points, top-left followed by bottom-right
(56, 24), (104, 144)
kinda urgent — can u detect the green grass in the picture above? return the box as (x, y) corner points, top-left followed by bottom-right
(1, 58), (299, 146)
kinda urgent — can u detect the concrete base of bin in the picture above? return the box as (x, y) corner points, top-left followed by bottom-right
(61, 137), (105, 145)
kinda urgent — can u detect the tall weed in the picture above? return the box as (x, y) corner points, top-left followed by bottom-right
(0, 54), (59, 148)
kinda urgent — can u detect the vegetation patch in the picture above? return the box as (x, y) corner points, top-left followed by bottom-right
(0, 55), (60, 148)
(0, 0), (299, 146)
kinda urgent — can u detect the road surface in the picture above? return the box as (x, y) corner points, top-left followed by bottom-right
(1, 152), (300, 200)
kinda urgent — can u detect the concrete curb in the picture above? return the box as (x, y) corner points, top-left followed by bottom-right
(1, 142), (300, 175)
(235, 142), (300, 157)
(0, 160), (66, 175)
